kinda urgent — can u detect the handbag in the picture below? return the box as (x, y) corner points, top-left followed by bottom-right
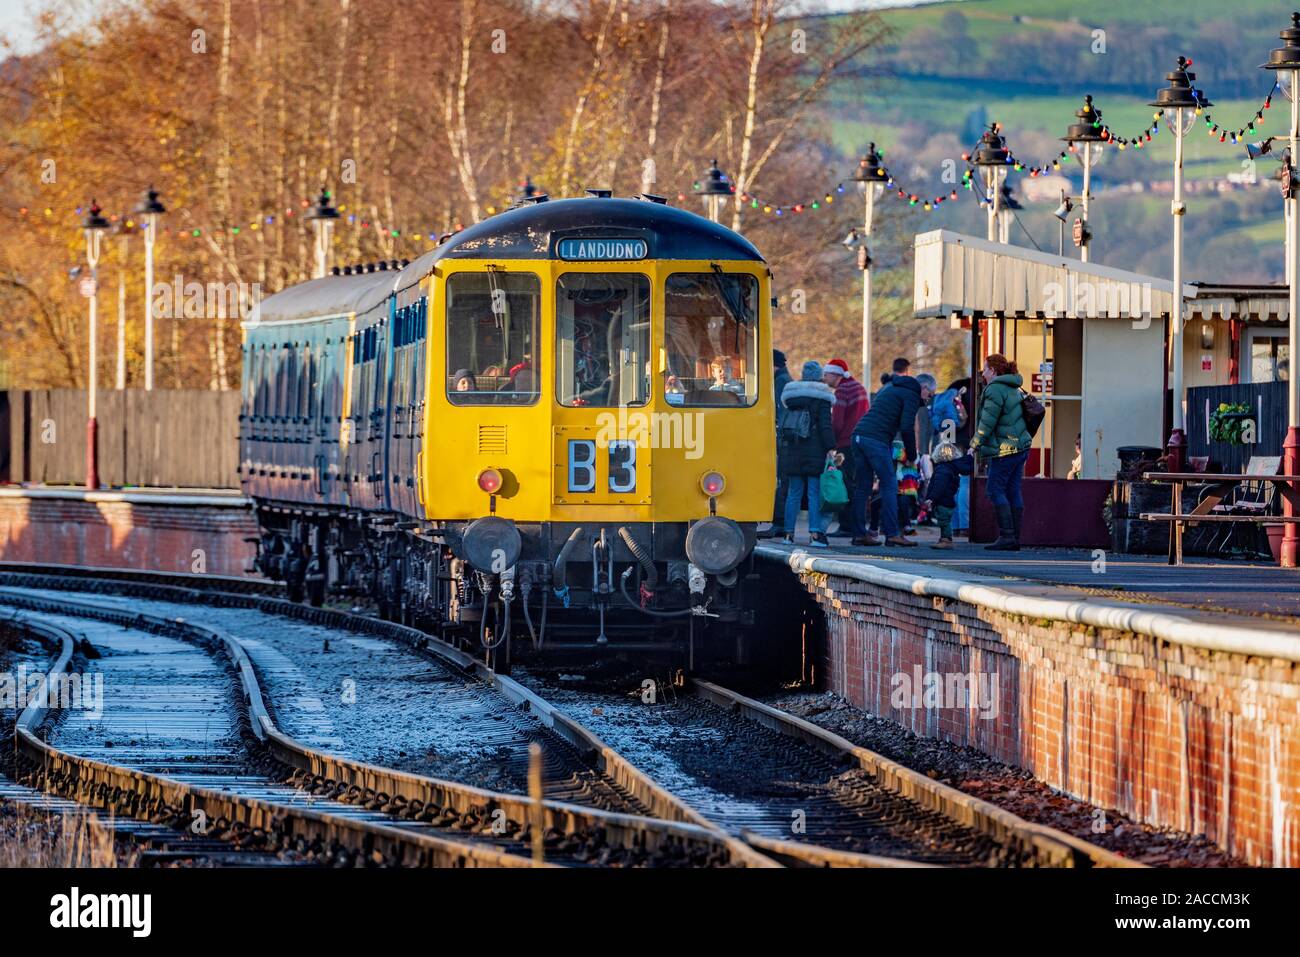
(820, 458), (849, 508)
(1019, 389), (1046, 439)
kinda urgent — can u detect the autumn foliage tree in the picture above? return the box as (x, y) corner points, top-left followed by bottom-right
(0, 0), (899, 390)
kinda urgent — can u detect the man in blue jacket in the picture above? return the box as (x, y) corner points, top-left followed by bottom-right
(849, 372), (934, 546)
(759, 350), (795, 539)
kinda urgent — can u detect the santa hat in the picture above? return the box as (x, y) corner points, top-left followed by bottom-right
(824, 358), (852, 379)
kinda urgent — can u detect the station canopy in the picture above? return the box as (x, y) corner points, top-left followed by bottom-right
(913, 229), (1288, 324)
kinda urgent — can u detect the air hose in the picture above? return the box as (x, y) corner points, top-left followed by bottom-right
(619, 568), (693, 618)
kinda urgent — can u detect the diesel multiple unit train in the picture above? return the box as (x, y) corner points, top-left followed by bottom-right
(239, 193), (776, 666)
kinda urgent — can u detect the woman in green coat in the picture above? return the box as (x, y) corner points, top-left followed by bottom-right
(969, 353), (1032, 550)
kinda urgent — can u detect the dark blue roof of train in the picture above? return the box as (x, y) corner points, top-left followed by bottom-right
(252, 197), (763, 325)
(435, 197), (764, 262)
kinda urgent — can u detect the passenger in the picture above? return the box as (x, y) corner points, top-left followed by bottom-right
(1068, 433), (1083, 479)
(969, 353), (1033, 551)
(507, 354), (533, 388)
(760, 350), (794, 540)
(708, 356), (744, 394)
(849, 370), (934, 547)
(778, 360), (836, 548)
(926, 442), (974, 549)
(821, 358), (868, 538)
(665, 373), (686, 406)
(452, 369), (475, 393)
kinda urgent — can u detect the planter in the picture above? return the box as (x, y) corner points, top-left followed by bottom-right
(1265, 523), (1284, 564)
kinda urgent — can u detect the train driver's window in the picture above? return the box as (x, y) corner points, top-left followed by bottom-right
(664, 272), (759, 407)
(556, 273), (651, 408)
(445, 272), (541, 405)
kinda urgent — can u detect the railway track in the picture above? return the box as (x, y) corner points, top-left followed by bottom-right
(0, 584), (765, 867)
(0, 563), (1135, 868)
(514, 671), (1134, 867)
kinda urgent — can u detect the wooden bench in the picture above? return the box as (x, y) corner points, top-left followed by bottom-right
(1140, 469), (1300, 565)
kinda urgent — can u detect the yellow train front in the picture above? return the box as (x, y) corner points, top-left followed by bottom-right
(241, 193), (775, 667)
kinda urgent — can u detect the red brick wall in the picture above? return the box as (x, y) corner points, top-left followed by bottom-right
(0, 494), (259, 577)
(802, 572), (1300, 868)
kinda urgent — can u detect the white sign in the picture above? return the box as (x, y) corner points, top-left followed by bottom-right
(78, 277), (97, 298)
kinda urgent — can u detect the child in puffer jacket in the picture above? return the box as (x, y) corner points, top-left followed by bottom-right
(925, 442), (974, 549)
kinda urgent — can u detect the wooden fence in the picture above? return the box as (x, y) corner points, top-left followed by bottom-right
(2, 389), (241, 489)
(1187, 380), (1288, 475)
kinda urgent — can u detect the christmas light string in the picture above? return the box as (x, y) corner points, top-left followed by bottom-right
(1192, 80), (1281, 145)
(12, 74), (1292, 238)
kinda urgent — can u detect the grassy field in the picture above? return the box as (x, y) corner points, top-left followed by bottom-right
(876, 0), (1280, 41)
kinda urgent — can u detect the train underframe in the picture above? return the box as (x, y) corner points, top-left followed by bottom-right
(250, 503), (763, 671)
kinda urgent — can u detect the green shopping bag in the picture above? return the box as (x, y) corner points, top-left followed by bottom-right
(820, 459), (849, 509)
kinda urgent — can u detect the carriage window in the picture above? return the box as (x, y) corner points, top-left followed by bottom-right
(664, 272), (759, 407)
(556, 273), (651, 408)
(446, 272), (541, 405)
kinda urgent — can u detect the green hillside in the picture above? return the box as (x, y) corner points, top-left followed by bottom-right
(812, 0), (1295, 284)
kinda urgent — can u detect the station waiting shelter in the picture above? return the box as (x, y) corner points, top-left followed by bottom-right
(912, 229), (1290, 546)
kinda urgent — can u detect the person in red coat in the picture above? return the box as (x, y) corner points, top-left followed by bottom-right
(822, 358), (869, 536)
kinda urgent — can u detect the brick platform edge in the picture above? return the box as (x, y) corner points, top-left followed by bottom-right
(759, 548), (1300, 868)
(0, 490), (258, 577)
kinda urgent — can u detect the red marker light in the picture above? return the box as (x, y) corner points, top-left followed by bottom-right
(700, 471), (726, 496)
(477, 468), (503, 494)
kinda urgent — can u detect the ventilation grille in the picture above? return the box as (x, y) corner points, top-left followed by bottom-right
(477, 425), (507, 454)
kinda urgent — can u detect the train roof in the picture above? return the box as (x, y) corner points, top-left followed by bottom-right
(443, 196), (762, 261)
(251, 197), (764, 324)
(247, 270), (394, 326)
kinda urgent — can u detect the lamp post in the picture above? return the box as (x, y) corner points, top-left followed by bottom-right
(852, 144), (888, 383)
(1263, 13), (1300, 567)
(82, 201), (110, 490)
(1062, 95), (1105, 262)
(1151, 56), (1210, 473)
(113, 218), (136, 390)
(133, 186), (166, 391)
(996, 183), (1022, 245)
(305, 188), (340, 279)
(696, 159), (732, 224)
(972, 124), (1010, 243)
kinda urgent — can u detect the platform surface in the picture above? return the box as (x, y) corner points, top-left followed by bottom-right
(763, 522), (1300, 627)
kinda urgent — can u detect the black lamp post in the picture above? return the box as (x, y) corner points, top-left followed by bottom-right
(1263, 13), (1300, 566)
(1062, 95), (1105, 262)
(1151, 56), (1211, 473)
(305, 188), (340, 279)
(972, 124), (1011, 242)
(82, 201), (111, 490)
(695, 159), (732, 224)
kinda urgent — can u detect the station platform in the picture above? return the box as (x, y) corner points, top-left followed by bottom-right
(763, 525), (1300, 626)
(0, 485), (256, 576)
(755, 528), (1300, 867)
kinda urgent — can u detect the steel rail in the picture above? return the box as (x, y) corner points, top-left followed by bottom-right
(692, 679), (1141, 868)
(0, 583), (768, 867)
(0, 564), (775, 866)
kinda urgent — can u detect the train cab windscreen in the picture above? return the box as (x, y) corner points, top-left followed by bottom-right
(556, 272), (652, 407)
(446, 271), (541, 405)
(664, 272), (759, 406)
